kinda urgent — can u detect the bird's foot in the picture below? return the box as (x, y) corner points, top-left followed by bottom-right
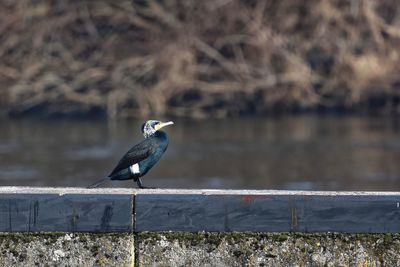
(136, 178), (157, 189)
(139, 185), (157, 189)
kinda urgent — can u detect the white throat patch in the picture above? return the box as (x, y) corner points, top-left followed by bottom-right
(129, 163), (140, 174)
(143, 120), (158, 138)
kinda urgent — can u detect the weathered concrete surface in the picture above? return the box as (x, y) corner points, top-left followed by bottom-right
(1, 188), (400, 266)
(0, 233), (133, 267)
(2, 232), (400, 266)
(136, 193), (400, 233)
(139, 232), (400, 267)
(2, 187), (400, 233)
(0, 194), (133, 232)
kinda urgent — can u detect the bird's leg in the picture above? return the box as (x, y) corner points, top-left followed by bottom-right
(136, 178), (156, 189)
(136, 178), (144, 188)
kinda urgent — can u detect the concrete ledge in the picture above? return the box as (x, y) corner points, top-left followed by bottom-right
(0, 194), (132, 232)
(1, 187), (399, 266)
(136, 194), (400, 233)
(1, 187), (400, 233)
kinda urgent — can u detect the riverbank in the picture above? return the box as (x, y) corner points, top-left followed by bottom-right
(1, 1), (400, 119)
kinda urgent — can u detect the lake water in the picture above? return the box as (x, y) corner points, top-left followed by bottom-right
(1, 115), (400, 190)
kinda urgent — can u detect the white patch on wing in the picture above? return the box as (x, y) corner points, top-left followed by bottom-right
(129, 163), (140, 174)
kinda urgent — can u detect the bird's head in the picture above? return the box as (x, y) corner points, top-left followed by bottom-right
(141, 120), (174, 138)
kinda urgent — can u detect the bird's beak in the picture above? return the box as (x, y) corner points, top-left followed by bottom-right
(155, 121), (174, 130)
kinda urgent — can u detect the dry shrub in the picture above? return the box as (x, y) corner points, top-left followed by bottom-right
(1, 0), (400, 118)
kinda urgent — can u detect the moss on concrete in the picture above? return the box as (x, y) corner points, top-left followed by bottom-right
(0, 233), (133, 267)
(2, 232), (400, 266)
(139, 232), (400, 267)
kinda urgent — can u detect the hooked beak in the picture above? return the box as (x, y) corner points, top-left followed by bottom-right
(155, 121), (174, 130)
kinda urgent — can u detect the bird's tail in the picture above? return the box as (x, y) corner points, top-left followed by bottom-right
(87, 177), (110, 189)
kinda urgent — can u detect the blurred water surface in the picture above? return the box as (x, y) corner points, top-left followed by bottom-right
(1, 115), (400, 190)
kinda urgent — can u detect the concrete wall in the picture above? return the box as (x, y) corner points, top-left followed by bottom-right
(1, 187), (400, 266)
(138, 232), (400, 267)
(0, 233), (133, 266)
(1, 232), (400, 266)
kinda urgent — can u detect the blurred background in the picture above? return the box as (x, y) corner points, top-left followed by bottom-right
(0, 0), (400, 190)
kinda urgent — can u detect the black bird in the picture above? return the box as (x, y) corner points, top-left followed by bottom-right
(88, 120), (174, 188)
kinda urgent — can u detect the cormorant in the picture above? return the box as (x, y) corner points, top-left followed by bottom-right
(88, 120), (174, 188)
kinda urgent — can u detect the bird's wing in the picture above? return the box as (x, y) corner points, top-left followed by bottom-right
(109, 139), (155, 176)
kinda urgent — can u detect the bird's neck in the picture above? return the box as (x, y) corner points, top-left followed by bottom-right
(145, 130), (167, 139)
